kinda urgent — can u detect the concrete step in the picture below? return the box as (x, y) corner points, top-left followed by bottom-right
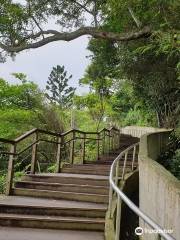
(61, 168), (110, 176)
(85, 160), (138, 167)
(0, 203), (106, 218)
(0, 227), (105, 240)
(12, 188), (109, 204)
(63, 164), (111, 170)
(97, 160), (138, 166)
(98, 155), (138, 160)
(0, 196), (107, 218)
(0, 213), (105, 231)
(99, 154), (138, 160)
(15, 181), (109, 195)
(60, 167), (128, 176)
(22, 173), (109, 187)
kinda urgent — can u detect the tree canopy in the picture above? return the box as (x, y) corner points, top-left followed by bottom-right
(0, 0), (179, 128)
(2, 0), (179, 60)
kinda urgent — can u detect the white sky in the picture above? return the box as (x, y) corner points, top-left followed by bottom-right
(0, 0), (92, 94)
(0, 37), (91, 94)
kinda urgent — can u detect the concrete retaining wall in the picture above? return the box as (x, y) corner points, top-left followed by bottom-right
(139, 130), (180, 240)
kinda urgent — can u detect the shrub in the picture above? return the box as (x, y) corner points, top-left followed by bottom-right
(0, 174), (6, 194)
(158, 132), (180, 180)
(170, 150), (180, 180)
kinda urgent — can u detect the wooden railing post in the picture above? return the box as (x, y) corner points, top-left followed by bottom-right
(119, 130), (121, 148)
(115, 195), (121, 240)
(31, 131), (38, 174)
(113, 132), (116, 150)
(116, 132), (118, 149)
(132, 145), (136, 171)
(6, 143), (16, 195)
(70, 130), (75, 164)
(102, 130), (105, 154)
(97, 133), (100, 160)
(108, 184), (113, 218)
(115, 160), (119, 186)
(82, 133), (86, 164)
(112, 131), (114, 151)
(108, 131), (111, 154)
(56, 135), (62, 173)
(122, 151), (128, 180)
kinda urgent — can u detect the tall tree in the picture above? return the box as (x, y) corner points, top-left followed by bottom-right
(79, 0), (180, 128)
(46, 65), (76, 108)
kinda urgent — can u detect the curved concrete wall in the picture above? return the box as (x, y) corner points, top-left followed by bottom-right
(121, 126), (165, 138)
(139, 130), (180, 240)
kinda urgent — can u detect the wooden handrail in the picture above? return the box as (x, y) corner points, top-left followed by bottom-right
(61, 129), (74, 137)
(37, 128), (60, 137)
(0, 126), (120, 146)
(1, 125), (121, 196)
(0, 138), (15, 144)
(0, 126), (121, 159)
(14, 128), (37, 143)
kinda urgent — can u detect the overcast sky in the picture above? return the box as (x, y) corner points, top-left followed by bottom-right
(0, 0), (92, 94)
(0, 36), (91, 94)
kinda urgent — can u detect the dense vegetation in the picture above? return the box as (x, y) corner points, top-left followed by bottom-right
(0, 0), (180, 192)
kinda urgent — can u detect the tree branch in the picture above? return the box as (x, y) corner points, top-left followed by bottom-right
(0, 26), (151, 53)
(93, 0), (98, 27)
(68, 0), (93, 15)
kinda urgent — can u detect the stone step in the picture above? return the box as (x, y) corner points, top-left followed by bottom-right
(99, 154), (138, 160)
(22, 173), (109, 187)
(85, 160), (138, 167)
(60, 167), (129, 176)
(0, 227), (104, 240)
(63, 164), (112, 169)
(61, 168), (110, 176)
(101, 157), (138, 160)
(0, 196), (107, 218)
(0, 204), (106, 218)
(15, 181), (109, 195)
(12, 188), (109, 204)
(0, 213), (105, 231)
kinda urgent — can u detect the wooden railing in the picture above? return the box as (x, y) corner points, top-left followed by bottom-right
(0, 127), (121, 195)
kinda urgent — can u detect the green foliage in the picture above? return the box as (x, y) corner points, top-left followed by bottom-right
(46, 65), (76, 108)
(47, 164), (57, 173)
(0, 174), (6, 194)
(11, 72), (28, 83)
(36, 105), (69, 133)
(122, 49), (179, 128)
(74, 109), (105, 131)
(81, 0), (180, 128)
(158, 132), (180, 180)
(170, 150), (180, 180)
(0, 78), (43, 110)
(0, 109), (37, 139)
(0, 77), (43, 138)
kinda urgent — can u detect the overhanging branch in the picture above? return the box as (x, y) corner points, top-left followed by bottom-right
(0, 26), (151, 53)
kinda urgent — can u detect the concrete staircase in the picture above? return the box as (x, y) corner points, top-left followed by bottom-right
(0, 134), (139, 240)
